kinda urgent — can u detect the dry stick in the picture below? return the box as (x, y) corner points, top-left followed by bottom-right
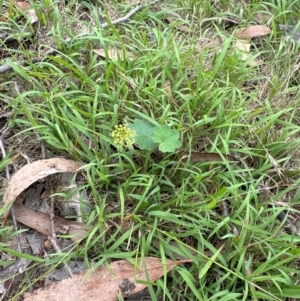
(0, 137), (22, 253)
(48, 178), (73, 277)
(0, 0), (165, 74)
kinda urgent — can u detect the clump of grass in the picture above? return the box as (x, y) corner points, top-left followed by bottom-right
(2, 0), (300, 300)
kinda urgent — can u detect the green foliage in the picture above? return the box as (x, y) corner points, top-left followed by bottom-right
(129, 119), (182, 152)
(129, 119), (157, 150)
(2, 0), (300, 300)
(151, 124), (182, 152)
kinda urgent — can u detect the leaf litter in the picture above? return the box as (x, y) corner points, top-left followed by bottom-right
(234, 25), (271, 39)
(13, 202), (88, 242)
(2, 158), (88, 244)
(233, 25), (272, 67)
(23, 257), (192, 301)
(15, 1), (38, 24)
(2, 158), (82, 225)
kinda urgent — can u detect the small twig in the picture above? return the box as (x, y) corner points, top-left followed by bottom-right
(0, 139), (10, 182)
(100, 0), (163, 29)
(0, 0), (165, 74)
(36, 132), (46, 159)
(48, 178), (73, 277)
(0, 111), (13, 119)
(48, 236), (73, 277)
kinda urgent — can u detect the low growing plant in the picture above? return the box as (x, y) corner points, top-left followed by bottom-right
(112, 118), (182, 152)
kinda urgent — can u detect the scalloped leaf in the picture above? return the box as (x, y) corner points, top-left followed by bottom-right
(151, 125), (182, 152)
(129, 119), (157, 150)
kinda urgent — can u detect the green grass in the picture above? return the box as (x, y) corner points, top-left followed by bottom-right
(1, 0), (300, 300)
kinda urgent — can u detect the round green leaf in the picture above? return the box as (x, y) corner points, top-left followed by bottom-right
(151, 125), (182, 152)
(129, 119), (158, 150)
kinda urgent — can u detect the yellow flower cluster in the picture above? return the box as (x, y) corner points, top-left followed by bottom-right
(111, 124), (135, 149)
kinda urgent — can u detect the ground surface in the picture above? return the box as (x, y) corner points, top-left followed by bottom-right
(1, 0), (300, 300)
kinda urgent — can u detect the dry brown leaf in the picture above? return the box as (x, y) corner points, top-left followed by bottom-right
(93, 48), (137, 61)
(167, 17), (190, 33)
(164, 80), (179, 107)
(180, 152), (237, 163)
(164, 80), (172, 97)
(235, 25), (271, 39)
(235, 39), (251, 54)
(23, 257), (191, 301)
(1, 11), (9, 22)
(235, 40), (263, 67)
(13, 203), (88, 242)
(15, 1), (38, 24)
(2, 158), (82, 225)
(15, 1), (31, 9)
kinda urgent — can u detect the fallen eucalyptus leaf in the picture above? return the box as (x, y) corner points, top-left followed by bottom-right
(180, 152), (237, 163)
(13, 203), (88, 242)
(2, 158), (82, 225)
(23, 257), (191, 301)
(15, 1), (38, 24)
(235, 25), (271, 39)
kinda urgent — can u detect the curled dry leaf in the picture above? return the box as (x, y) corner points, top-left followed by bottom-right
(15, 1), (38, 24)
(235, 25), (271, 39)
(2, 158), (82, 225)
(93, 48), (137, 61)
(23, 257), (192, 301)
(13, 203), (88, 242)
